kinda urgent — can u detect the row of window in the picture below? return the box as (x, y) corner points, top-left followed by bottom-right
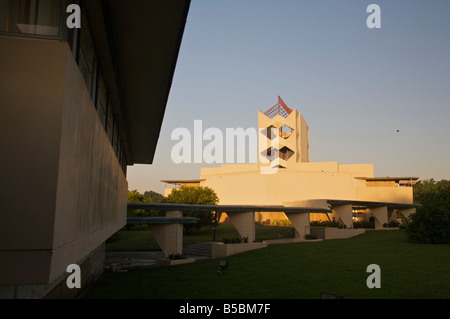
(0, 0), (60, 36)
(0, 0), (128, 174)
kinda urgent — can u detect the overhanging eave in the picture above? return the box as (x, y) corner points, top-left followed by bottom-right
(85, 0), (191, 165)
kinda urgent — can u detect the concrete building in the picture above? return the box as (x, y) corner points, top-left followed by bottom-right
(164, 96), (419, 233)
(0, 0), (190, 298)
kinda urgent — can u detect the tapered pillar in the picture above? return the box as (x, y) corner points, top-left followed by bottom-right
(226, 211), (255, 242)
(388, 207), (396, 223)
(147, 210), (183, 258)
(371, 206), (388, 230)
(333, 204), (353, 229)
(285, 212), (310, 239)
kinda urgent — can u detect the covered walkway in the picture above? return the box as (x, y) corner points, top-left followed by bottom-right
(126, 200), (420, 259)
(326, 199), (420, 230)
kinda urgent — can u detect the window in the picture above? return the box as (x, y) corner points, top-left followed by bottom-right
(279, 146), (294, 161)
(0, 0), (60, 36)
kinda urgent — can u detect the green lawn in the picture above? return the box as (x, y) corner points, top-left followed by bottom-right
(85, 230), (450, 299)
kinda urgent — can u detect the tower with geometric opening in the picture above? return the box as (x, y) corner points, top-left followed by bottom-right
(258, 96), (309, 169)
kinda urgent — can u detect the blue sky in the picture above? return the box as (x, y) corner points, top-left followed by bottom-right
(128, 0), (450, 194)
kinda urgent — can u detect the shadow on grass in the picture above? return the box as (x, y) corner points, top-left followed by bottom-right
(105, 223), (295, 251)
(87, 230), (450, 299)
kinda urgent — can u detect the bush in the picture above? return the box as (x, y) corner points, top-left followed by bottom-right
(310, 220), (339, 227)
(406, 179), (450, 244)
(383, 221), (400, 228)
(353, 220), (375, 229)
(168, 253), (186, 260)
(304, 234), (317, 240)
(270, 219), (293, 226)
(223, 236), (248, 244)
(127, 189), (163, 217)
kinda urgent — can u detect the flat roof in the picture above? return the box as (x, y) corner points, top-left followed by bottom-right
(355, 177), (420, 181)
(127, 203), (332, 214)
(127, 216), (199, 224)
(128, 200), (420, 213)
(161, 179), (206, 184)
(327, 199), (420, 209)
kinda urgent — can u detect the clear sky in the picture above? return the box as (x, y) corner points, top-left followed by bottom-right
(127, 0), (450, 195)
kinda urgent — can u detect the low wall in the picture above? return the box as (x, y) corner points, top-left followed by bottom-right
(211, 242), (268, 258)
(325, 228), (365, 240)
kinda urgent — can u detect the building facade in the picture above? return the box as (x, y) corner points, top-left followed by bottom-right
(0, 0), (190, 298)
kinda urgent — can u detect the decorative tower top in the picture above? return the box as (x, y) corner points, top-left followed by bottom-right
(263, 96), (293, 119)
(258, 96), (309, 169)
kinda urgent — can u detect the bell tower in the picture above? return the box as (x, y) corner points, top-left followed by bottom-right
(258, 96), (309, 169)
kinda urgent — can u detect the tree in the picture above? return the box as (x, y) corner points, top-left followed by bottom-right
(143, 190), (164, 203)
(127, 189), (148, 204)
(161, 185), (219, 233)
(406, 179), (450, 244)
(127, 189), (163, 217)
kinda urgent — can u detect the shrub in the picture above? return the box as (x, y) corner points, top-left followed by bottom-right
(223, 237), (242, 244)
(383, 221), (400, 228)
(304, 234), (317, 240)
(310, 220), (339, 227)
(353, 220), (375, 229)
(270, 219), (293, 226)
(406, 179), (450, 244)
(168, 253), (186, 260)
(223, 237), (248, 244)
(127, 189), (163, 217)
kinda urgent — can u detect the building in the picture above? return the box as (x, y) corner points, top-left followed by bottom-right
(164, 96), (419, 233)
(162, 179), (206, 197)
(0, 0), (190, 298)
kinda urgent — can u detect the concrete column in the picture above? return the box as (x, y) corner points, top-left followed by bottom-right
(226, 211), (255, 243)
(148, 210), (183, 258)
(285, 212), (310, 239)
(332, 204), (353, 229)
(388, 207), (396, 223)
(283, 200), (328, 238)
(371, 206), (388, 230)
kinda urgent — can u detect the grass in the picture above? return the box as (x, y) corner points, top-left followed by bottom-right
(105, 223), (295, 251)
(85, 229), (450, 299)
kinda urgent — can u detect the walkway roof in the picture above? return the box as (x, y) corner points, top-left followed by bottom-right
(128, 200), (420, 213)
(327, 199), (420, 209)
(84, 1), (191, 165)
(161, 179), (206, 184)
(354, 177), (420, 181)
